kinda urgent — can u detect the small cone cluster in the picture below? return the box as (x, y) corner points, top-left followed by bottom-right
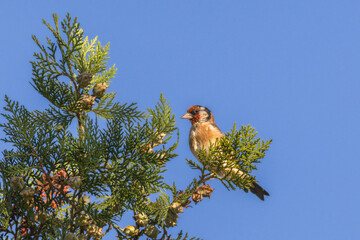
(64, 232), (77, 240)
(192, 184), (214, 204)
(77, 73), (93, 89)
(165, 202), (184, 227)
(10, 176), (25, 191)
(79, 94), (96, 111)
(75, 214), (89, 227)
(36, 170), (70, 209)
(76, 72), (109, 111)
(68, 176), (82, 190)
(74, 213), (102, 238)
(92, 82), (109, 98)
(123, 225), (139, 237)
(20, 187), (35, 201)
(134, 213), (149, 227)
(122, 212), (161, 239)
(87, 223), (102, 238)
(144, 225), (160, 239)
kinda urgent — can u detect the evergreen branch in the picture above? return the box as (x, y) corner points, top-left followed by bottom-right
(32, 105), (75, 129)
(32, 13), (84, 105)
(185, 159), (203, 172)
(0, 96), (36, 147)
(93, 98), (144, 120)
(173, 231), (201, 240)
(195, 123), (272, 191)
(1, 12), (272, 239)
(90, 64), (117, 85)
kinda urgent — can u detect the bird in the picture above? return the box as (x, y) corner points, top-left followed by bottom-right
(181, 105), (269, 200)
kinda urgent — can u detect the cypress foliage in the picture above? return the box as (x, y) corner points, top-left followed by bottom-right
(0, 14), (271, 240)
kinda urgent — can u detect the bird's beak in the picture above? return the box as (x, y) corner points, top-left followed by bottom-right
(181, 112), (193, 120)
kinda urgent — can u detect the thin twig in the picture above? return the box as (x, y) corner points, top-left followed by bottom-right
(30, 147), (54, 189)
(34, 222), (44, 240)
(69, 190), (78, 232)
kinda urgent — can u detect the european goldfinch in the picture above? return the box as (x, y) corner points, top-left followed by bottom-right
(182, 105), (269, 200)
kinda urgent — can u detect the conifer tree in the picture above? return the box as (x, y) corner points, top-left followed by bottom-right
(0, 14), (272, 240)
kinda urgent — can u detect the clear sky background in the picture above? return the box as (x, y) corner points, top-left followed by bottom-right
(1, 1), (359, 240)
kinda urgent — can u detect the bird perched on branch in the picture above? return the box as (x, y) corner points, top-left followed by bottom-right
(181, 105), (269, 200)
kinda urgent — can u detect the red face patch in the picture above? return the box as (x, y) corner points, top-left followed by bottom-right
(190, 114), (200, 124)
(187, 105), (201, 124)
(187, 105), (200, 113)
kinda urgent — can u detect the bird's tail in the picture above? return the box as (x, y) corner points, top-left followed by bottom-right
(224, 167), (270, 201)
(213, 165), (270, 201)
(249, 182), (270, 201)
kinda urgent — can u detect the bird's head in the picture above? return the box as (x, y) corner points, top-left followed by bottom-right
(181, 105), (212, 124)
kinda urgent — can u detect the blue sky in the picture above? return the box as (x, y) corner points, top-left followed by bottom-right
(1, 1), (360, 239)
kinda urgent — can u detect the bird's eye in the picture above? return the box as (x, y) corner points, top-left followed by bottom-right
(194, 109), (199, 114)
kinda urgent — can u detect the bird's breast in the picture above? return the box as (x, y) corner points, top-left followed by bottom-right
(188, 122), (224, 160)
